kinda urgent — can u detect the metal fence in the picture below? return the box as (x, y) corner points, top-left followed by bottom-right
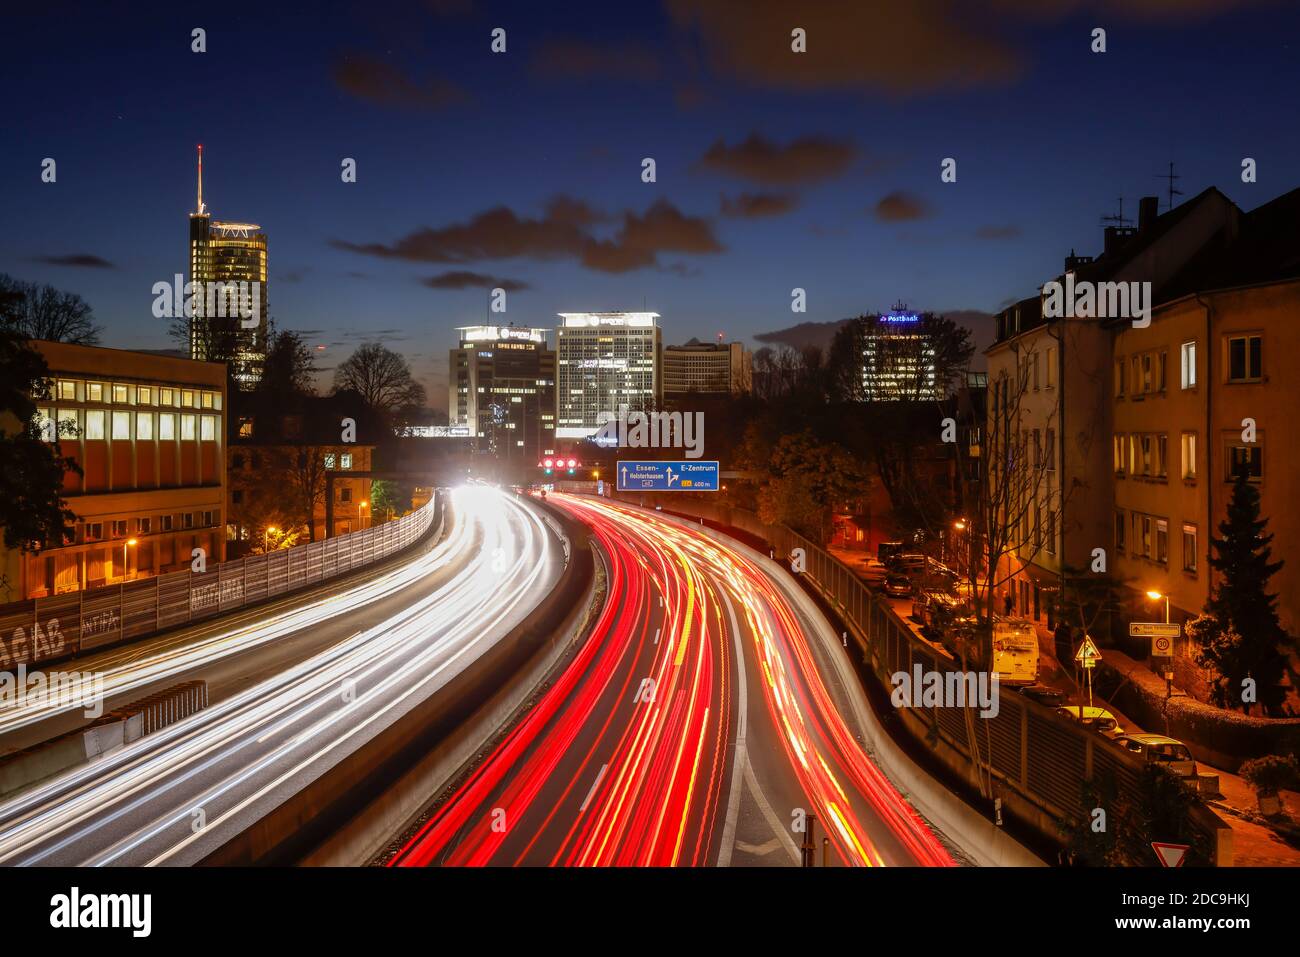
(612, 493), (1231, 865)
(0, 496), (438, 672)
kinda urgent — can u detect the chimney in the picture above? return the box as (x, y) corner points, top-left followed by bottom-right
(1138, 195), (1158, 233)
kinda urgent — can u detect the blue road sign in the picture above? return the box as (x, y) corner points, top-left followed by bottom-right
(617, 460), (719, 491)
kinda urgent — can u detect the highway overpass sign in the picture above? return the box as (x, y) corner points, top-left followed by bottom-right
(617, 460), (719, 491)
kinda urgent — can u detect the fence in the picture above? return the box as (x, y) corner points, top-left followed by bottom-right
(0, 496), (438, 672)
(611, 492), (1232, 865)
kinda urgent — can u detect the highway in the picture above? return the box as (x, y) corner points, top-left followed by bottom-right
(0, 486), (564, 866)
(389, 494), (956, 867)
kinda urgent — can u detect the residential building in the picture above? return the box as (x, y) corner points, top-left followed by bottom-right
(555, 311), (661, 439)
(2, 341), (226, 601)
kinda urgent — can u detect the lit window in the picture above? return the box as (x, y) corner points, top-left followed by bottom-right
(85, 410), (105, 440)
(200, 415), (216, 441)
(1182, 524), (1198, 573)
(159, 413), (175, 440)
(57, 380), (76, 401)
(324, 453), (337, 469)
(1180, 341), (1197, 389)
(113, 384), (129, 403)
(181, 414), (196, 440)
(1156, 519), (1168, 564)
(182, 390), (195, 408)
(138, 386), (152, 405)
(112, 411), (131, 440)
(159, 387), (173, 405)
(202, 392), (214, 409)
(56, 408), (78, 437)
(35, 407), (55, 442)
(1181, 432), (1197, 479)
(87, 382), (103, 402)
(136, 413), (153, 440)
(341, 453), (353, 470)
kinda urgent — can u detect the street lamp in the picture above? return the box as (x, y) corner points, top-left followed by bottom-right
(123, 538), (137, 581)
(265, 526), (277, 552)
(1146, 589), (1170, 624)
(360, 500), (369, 529)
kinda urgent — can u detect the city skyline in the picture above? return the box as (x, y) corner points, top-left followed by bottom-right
(5, 2), (1299, 411)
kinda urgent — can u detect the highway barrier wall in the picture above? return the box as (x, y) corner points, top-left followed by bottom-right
(199, 494), (598, 865)
(0, 498), (438, 674)
(611, 492), (1233, 867)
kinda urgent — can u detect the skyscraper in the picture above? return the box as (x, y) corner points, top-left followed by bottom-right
(855, 309), (939, 401)
(188, 145), (268, 388)
(449, 325), (556, 460)
(555, 312), (661, 439)
(663, 338), (752, 396)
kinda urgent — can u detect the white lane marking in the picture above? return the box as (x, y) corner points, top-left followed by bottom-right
(579, 763), (610, 813)
(743, 759), (801, 864)
(716, 588), (749, 868)
(653, 627), (660, 645)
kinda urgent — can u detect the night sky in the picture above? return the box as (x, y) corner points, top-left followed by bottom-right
(4, 1), (1298, 409)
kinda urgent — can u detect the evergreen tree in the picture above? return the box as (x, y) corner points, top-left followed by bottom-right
(1191, 472), (1294, 714)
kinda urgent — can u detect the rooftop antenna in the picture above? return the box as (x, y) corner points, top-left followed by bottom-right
(1100, 197), (1132, 229)
(196, 144), (207, 216)
(1157, 161), (1183, 212)
(890, 299), (910, 313)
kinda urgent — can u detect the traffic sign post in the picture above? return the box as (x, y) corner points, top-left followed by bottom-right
(1152, 842), (1189, 867)
(1130, 621), (1180, 658)
(1074, 636), (1102, 707)
(617, 460), (719, 491)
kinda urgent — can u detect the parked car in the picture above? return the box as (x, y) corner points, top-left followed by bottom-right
(877, 541), (905, 565)
(1055, 705), (1124, 738)
(889, 553), (929, 576)
(1113, 733), (1199, 778)
(883, 574), (913, 598)
(1015, 683), (1068, 707)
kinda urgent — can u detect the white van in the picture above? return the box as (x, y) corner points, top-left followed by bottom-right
(991, 618), (1039, 686)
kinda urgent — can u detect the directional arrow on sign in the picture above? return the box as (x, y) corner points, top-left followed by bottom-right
(1152, 842), (1189, 867)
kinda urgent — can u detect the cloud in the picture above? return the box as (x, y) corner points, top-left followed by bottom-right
(696, 134), (857, 185)
(335, 196), (722, 274)
(755, 319), (850, 353)
(720, 192), (798, 218)
(873, 191), (931, 222)
(333, 54), (467, 110)
(30, 253), (114, 268)
(975, 224), (1022, 240)
(532, 38), (660, 81)
(421, 271), (530, 291)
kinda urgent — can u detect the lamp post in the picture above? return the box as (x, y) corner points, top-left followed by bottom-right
(1146, 589), (1170, 623)
(123, 538), (137, 582)
(360, 500), (369, 530)
(265, 526), (277, 552)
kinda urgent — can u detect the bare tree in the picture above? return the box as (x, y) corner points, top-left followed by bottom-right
(333, 342), (426, 422)
(0, 274), (102, 344)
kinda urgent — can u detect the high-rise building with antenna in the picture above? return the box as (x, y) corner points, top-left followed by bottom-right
(188, 145), (268, 388)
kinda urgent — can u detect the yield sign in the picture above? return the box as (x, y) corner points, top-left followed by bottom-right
(1074, 635), (1103, 665)
(1152, 842), (1189, 867)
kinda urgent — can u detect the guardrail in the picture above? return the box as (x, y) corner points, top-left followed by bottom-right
(0, 496), (439, 672)
(610, 492), (1232, 866)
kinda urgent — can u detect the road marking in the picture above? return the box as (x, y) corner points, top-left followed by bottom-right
(716, 589), (749, 868)
(744, 758), (801, 864)
(653, 627), (660, 644)
(735, 838), (783, 856)
(580, 763), (609, 813)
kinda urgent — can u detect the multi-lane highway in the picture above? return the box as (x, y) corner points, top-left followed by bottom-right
(0, 487), (563, 865)
(389, 494), (956, 867)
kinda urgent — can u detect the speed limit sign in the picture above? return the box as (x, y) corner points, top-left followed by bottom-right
(1153, 635), (1173, 656)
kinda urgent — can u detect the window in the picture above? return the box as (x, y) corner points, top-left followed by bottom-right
(1181, 432), (1197, 479)
(1157, 434), (1168, 478)
(202, 510), (214, 526)
(1228, 445), (1262, 481)
(1156, 519), (1169, 564)
(57, 380), (76, 401)
(137, 517), (151, 534)
(1045, 347), (1056, 389)
(1141, 515), (1152, 558)
(1115, 511), (1126, 552)
(56, 408), (78, 438)
(1182, 524), (1198, 573)
(181, 414), (196, 440)
(1139, 435), (1153, 476)
(35, 407), (55, 442)
(160, 387), (173, 406)
(87, 382), (103, 402)
(1045, 429), (1056, 471)
(86, 522), (103, 541)
(1131, 356), (1140, 395)
(184, 512), (194, 529)
(1114, 359), (1126, 396)
(200, 415), (216, 441)
(1227, 334), (1262, 382)
(238, 417), (253, 438)
(1032, 353), (1040, 391)
(201, 392), (214, 409)
(1046, 510), (1056, 554)
(1113, 434), (1126, 475)
(182, 390), (195, 408)
(1180, 341), (1197, 388)
(1157, 352), (1167, 391)
(159, 413), (175, 440)
(138, 386), (152, 405)
(113, 384), (130, 404)
(161, 515), (173, 532)
(339, 487), (353, 503)
(341, 453), (353, 470)
(1032, 431), (1041, 469)
(1141, 354), (1153, 393)
(85, 410), (105, 440)
(136, 413), (153, 440)
(112, 411), (130, 440)
(111, 520), (128, 538)
(324, 453), (337, 470)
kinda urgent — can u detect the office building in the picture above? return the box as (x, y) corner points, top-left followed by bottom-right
(188, 145), (269, 388)
(663, 339), (752, 396)
(1, 341), (227, 601)
(555, 312), (661, 439)
(449, 325), (555, 460)
(854, 309), (940, 401)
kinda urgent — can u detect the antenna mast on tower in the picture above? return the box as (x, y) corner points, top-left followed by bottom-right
(196, 144), (207, 216)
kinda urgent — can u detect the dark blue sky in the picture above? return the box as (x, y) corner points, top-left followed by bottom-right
(3, 1), (1298, 407)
